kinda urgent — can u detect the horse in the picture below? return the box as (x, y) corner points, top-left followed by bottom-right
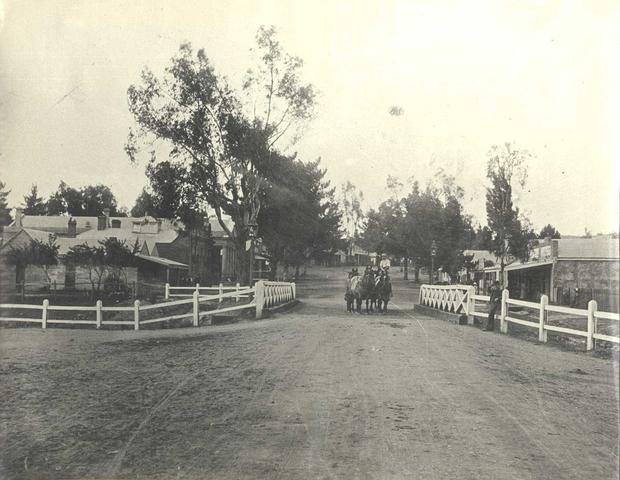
(350, 270), (376, 313)
(375, 272), (392, 313)
(345, 272), (358, 312)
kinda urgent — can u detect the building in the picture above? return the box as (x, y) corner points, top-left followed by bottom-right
(482, 237), (619, 310)
(0, 209), (238, 295)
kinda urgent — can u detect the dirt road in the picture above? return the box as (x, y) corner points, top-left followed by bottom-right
(1, 272), (618, 479)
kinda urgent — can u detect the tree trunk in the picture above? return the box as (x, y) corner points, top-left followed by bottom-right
(414, 264), (420, 283)
(403, 256), (409, 280)
(234, 240), (250, 285)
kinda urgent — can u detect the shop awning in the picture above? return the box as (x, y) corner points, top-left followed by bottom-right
(484, 259), (554, 273)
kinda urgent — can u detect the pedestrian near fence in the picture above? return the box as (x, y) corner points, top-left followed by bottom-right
(484, 280), (502, 331)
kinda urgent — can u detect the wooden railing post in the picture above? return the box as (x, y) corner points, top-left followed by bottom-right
(292, 282), (296, 300)
(218, 283), (223, 304)
(193, 290), (199, 327)
(538, 295), (548, 342)
(195, 283), (200, 297)
(235, 282), (240, 302)
(587, 300), (597, 351)
(165, 283), (170, 300)
(500, 289), (509, 333)
(255, 280), (265, 319)
(96, 300), (102, 329)
(42, 299), (48, 329)
(466, 286), (475, 325)
(134, 300), (140, 331)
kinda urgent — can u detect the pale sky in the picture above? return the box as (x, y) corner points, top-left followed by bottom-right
(1, 0), (618, 235)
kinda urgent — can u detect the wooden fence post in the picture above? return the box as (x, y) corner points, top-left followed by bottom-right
(195, 283), (200, 298)
(500, 289), (509, 333)
(587, 299), (597, 351)
(134, 300), (140, 331)
(96, 300), (102, 329)
(42, 299), (48, 329)
(235, 282), (240, 302)
(255, 280), (265, 319)
(218, 283), (223, 303)
(538, 295), (548, 342)
(165, 283), (170, 300)
(193, 290), (199, 327)
(466, 286), (475, 325)
(292, 282), (296, 300)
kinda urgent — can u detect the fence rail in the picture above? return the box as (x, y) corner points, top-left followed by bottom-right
(419, 284), (619, 351)
(0, 281), (296, 331)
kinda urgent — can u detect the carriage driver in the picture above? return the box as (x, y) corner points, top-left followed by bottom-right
(379, 254), (391, 272)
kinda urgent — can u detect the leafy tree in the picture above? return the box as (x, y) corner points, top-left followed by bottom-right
(22, 184), (47, 215)
(6, 237), (59, 287)
(359, 173), (472, 282)
(100, 237), (138, 287)
(339, 181), (365, 256)
(46, 181), (123, 216)
(130, 190), (157, 218)
(359, 180), (409, 275)
(539, 224), (561, 239)
(243, 25), (317, 147)
(64, 243), (106, 293)
(46, 181), (83, 215)
(485, 142), (531, 284)
(131, 161), (185, 219)
(471, 225), (494, 250)
(126, 29), (316, 283)
(259, 155), (343, 278)
(0, 179), (12, 226)
(81, 185), (120, 216)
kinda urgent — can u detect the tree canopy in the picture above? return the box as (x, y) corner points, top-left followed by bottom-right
(360, 174), (473, 282)
(0, 179), (12, 226)
(22, 184), (46, 215)
(46, 181), (123, 216)
(485, 142), (532, 282)
(258, 155), (343, 277)
(126, 27), (316, 282)
(539, 224), (561, 239)
(6, 237), (59, 286)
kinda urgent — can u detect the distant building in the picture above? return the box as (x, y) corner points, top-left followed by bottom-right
(332, 244), (377, 266)
(0, 209), (238, 295)
(482, 237), (619, 311)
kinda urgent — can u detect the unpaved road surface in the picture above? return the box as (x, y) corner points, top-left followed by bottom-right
(1, 272), (618, 479)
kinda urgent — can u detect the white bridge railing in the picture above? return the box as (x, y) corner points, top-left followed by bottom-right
(419, 284), (472, 314)
(0, 280), (296, 331)
(419, 284), (619, 351)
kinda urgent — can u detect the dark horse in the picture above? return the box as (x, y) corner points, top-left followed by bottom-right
(348, 269), (376, 313)
(375, 272), (393, 312)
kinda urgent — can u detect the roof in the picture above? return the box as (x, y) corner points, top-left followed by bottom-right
(556, 238), (619, 260)
(136, 254), (188, 269)
(463, 250), (499, 264)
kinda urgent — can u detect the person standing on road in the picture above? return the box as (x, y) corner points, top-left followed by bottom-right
(484, 280), (502, 331)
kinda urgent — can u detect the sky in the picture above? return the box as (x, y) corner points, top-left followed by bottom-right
(0, 0), (618, 235)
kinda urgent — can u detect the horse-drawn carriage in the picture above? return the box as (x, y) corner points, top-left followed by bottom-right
(345, 266), (392, 313)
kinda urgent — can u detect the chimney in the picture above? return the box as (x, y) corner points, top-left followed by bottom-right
(67, 217), (77, 238)
(14, 208), (23, 228)
(103, 208), (110, 228)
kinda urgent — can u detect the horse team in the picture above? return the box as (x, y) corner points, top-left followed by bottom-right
(345, 267), (393, 313)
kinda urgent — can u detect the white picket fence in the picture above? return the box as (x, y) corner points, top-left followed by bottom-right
(165, 283), (252, 302)
(0, 280), (296, 331)
(419, 284), (619, 351)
